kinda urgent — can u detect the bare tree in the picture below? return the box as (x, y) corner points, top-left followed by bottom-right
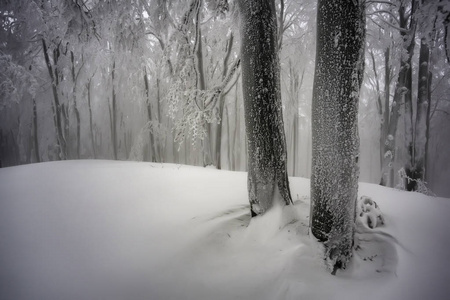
(310, 0), (365, 272)
(237, 0), (293, 216)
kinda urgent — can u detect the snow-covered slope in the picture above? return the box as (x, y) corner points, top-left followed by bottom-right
(1, 160), (449, 300)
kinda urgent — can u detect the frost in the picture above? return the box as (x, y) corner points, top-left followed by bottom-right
(384, 150), (393, 159)
(334, 32), (341, 48)
(357, 196), (384, 229)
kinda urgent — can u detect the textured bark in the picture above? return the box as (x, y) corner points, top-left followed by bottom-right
(237, 0), (293, 216)
(32, 98), (40, 163)
(400, 1), (418, 190)
(144, 67), (156, 162)
(70, 51), (81, 159)
(310, 0), (365, 270)
(424, 72), (432, 183)
(214, 34), (235, 170)
(87, 76), (96, 159)
(413, 38), (430, 186)
(42, 39), (66, 160)
(111, 61), (118, 160)
(380, 1), (417, 188)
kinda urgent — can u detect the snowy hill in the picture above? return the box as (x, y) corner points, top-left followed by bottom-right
(1, 160), (449, 300)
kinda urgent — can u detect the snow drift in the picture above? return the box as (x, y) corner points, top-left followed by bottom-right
(1, 160), (449, 300)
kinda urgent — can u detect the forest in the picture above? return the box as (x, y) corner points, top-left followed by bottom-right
(1, 0), (450, 299)
(1, 0), (450, 197)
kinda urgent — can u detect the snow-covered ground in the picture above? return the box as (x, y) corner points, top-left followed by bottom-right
(1, 160), (449, 300)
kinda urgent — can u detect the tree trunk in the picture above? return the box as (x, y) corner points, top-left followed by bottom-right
(32, 98), (40, 163)
(144, 67), (156, 162)
(413, 38), (430, 186)
(42, 39), (66, 160)
(310, 0), (365, 271)
(424, 71), (432, 183)
(87, 76), (97, 158)
(111, 60), (118, 160)
(400, 0), (417, 191)
(237, 0), (292, 216)
(71, 51), (81, 159)
(380, 1), (417, 188)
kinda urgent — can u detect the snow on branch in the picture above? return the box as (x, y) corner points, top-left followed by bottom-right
(167, 56), (240, 146)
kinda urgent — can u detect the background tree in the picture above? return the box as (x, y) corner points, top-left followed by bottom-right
(310, 0), (365, 271)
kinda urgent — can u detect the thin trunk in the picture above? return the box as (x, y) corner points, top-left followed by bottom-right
(382, 47), (391, 167)
(293, 114), (298, 176)
(71, 52), (81, 159)
(214, 33), (235, 170)
(144, 67), (156, 162)
(194, 14), (212, 167)
(32, 98), (40, 162)
(413, 38), (430, 186)
(424, 71), (432, 182)
(111, 61), (118, 160)
(156, 77), (164, 162)
(87, 76), (97, 158)
(226, 104), (232, 170)
(231, 84), (239, 171)
(42, 39), (66, 160)
(399, 0), (418, 190)
(381, 1), (417, 188)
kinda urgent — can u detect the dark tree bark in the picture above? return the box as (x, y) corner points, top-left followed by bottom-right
(32, 98), (40, 163)
(400, 0), (418, 190)
(237, 0), (293, 216)
(412, 38), (430, 187)
(380, 1), (417, 188)
(86, 75), (97, 159)
(111, 60), (118, 160)
(310, 0), (365, 271)
(42, 39), (67, 160)
(144, 67), (157, 162)
(70, 51), (81, 159)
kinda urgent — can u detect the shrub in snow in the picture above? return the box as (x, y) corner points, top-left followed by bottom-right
(357, 196), (384, 229)
(396, 167), (436, 196)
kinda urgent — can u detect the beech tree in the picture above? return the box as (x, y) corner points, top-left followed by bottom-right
(310, 0), (365, 271)
(237, 0), (293, 216)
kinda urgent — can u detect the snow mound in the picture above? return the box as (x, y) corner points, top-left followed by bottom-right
(357, 196), (384, 229)
(1, 161), (450, 300)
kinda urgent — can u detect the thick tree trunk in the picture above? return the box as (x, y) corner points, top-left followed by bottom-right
(310, 0), (365, 271)
(238, 0), (292, 216)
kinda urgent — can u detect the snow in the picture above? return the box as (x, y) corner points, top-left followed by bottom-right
(1, 160), (450, 300)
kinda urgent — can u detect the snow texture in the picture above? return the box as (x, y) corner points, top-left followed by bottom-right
(357, 196), (384, 229)
(1, 161), (450, 300)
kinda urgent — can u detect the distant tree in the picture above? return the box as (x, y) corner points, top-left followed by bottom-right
(237, 0), (293, 216)
(310, 0), (365, 271)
